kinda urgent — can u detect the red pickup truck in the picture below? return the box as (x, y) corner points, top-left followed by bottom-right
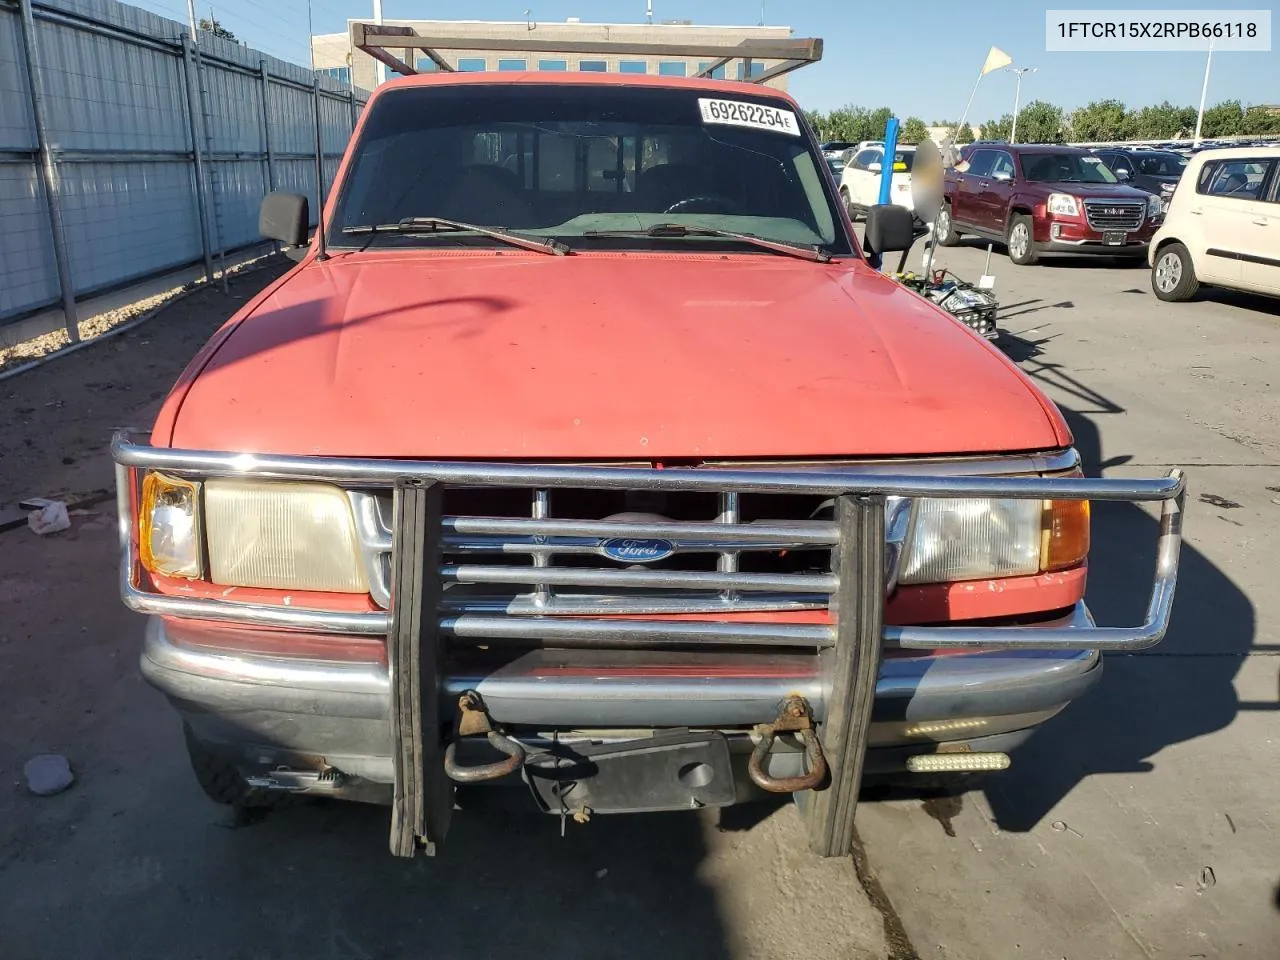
(937, 144), (1164, 265)
(112, 72), (1185, 858)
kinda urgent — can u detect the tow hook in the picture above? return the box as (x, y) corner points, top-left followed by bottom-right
(747, 696), (828, 793)
(442, 691), (527, 784)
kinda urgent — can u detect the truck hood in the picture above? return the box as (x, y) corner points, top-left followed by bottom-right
(1051, 182), (1153, 200)
(166, 252), (1068, 459)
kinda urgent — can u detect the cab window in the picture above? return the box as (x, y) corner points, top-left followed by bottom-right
(989, 152), (1015, 179)
(1199, 159), (1274, 200)
(965, 150), (996, 178)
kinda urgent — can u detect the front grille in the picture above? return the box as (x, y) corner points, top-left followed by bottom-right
(350, 487), (911, 616)
(1083, 200), (1145, 231)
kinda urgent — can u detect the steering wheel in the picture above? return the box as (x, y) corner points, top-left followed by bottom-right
(664, 195), (741, 215)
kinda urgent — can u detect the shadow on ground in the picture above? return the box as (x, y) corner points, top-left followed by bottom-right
(979, 332), (1266, 832)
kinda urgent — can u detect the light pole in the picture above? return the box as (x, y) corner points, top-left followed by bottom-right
(1193, 37), (1214, 146)
(1006, 66), (1036, 144)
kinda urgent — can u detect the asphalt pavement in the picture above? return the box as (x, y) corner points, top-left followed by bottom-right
(1, 243), (1278, 958)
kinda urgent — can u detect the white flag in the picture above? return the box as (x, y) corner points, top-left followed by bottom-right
(981, 46), (1013, 75)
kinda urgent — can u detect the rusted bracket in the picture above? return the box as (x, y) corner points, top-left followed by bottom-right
(747, 695), (827, 793)
(443, 690), (527, 784)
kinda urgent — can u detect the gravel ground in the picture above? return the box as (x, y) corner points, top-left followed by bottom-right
(0, 256), (281, 376)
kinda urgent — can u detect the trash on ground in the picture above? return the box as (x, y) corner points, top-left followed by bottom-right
(24, 499), (71, 536)
(23, 753), (74, 796)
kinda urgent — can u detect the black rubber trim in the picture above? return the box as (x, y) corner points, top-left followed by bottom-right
(1207, 246), (1280, 268)
(387, 479), (452, 857)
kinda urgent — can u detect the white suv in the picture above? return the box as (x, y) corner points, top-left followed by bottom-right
(1150, 146), (1280, 302)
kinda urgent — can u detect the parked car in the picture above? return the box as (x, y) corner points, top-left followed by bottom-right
(839, 144), (916, 219)
(820, 140), (856, 159)
(937, 144), (1165, 264)
(1094, 148), (1188, 209)
(1150, 146), (1280, 302)
(112, 70), (1184, 858)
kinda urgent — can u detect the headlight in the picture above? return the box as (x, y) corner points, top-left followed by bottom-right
(204, 479), (369, 593)
(1147, 194), (1163, 217)
(1046, 193), (1079, 216)
(900, 498), (1089, 585)
(139, 472), (203, 579)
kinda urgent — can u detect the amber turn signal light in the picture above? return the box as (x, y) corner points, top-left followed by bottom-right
(1040, 499), (1090, 572)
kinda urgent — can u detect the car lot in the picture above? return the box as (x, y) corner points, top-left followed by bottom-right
(1, 241), (1278, 958)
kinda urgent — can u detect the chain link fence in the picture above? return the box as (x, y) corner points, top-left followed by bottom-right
(0, 0), (367, 336)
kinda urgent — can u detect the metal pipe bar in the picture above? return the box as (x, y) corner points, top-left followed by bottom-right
(805, 494), (884, 857)
(696, 56), (733, 78)
(180, 32), (214, 284)
(442, 615), (834, 648)
(351, 24), (821, 61)
(113, 437), (1184, 502)
(442, 564), (836, 593)
(445, 516), (836, 544)
(19, 0), (79, 342)
(258, 61), (275, 192)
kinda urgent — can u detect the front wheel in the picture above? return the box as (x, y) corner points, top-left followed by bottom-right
(1006, 215), (1039, 265)
(840, 187), (860, 222)
(183, 724), (295, 809)
(934, 203), (960, 246)
(1151, 242), (1199, 301)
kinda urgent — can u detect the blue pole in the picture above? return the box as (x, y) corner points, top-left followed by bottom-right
(877, 116), (900, 206)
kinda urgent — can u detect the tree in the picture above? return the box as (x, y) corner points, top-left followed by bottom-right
(1069, 99), (1129, 142)
(899, 116), (929, 145)
(1014, 100), (1066, 143)
(1242, 104), (1280, 136)
(805, 110), (826, 138)
(954, 123), (974, 144)
(979, 115), (1012, 141)
(198, 16), (236, 41)
(1127, 101), (1184, 139)
(1201, 100), (1244, 138)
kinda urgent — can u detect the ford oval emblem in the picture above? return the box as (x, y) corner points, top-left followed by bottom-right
(598, 538), (676, 563)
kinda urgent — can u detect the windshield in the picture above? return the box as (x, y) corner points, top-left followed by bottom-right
(330, 84), (851, 255)
(1136, 153), (1187, 177)
(1021, 152), (1118, 184)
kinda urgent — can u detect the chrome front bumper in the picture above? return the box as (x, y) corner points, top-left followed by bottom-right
(143, 605), (1102, 787)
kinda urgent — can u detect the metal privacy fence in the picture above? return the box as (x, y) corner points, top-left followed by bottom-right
(0, 0), (368, 334)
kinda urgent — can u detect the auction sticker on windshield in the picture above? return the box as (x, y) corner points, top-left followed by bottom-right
(698, 99), (800, 136)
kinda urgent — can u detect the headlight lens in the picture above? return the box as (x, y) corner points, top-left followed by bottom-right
(900, 498), (1090, 585)
(204, 479), (369, 593)
(1046, 193), (1079, 216)
(1147, 193), (1163, 217)
(139, 472), (203, 579)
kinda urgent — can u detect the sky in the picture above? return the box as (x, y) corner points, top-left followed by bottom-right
(131, 0), (1278, 123)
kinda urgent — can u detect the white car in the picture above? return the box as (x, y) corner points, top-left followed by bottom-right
(1150, 146), (1280, 302)
(838, 144), (916, 221)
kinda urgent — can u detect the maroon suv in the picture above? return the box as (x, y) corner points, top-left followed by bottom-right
(937, 144), (1164, 265)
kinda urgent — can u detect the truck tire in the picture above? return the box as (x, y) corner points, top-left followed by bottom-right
(934, 202), (960, 246)
(183, 723), (294, 809)
(1006, 215), (1038, 265)
(840, 187), (860, 222)
(1151, 242), (1199, 301)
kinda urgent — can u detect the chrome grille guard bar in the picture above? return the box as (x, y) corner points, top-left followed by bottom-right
(112, 435), (1186, 652)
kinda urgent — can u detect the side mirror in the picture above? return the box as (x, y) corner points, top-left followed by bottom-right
(867, 161), (882, 173)
(1115, 168), (1131, 181)
(259, 192), (310, 247)
(864, 204), (916, 254)
(992, 170), (1012, 182)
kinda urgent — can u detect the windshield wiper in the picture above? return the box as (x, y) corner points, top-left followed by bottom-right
(582, 223), (832, 263)
(342, 217), (569, 256)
